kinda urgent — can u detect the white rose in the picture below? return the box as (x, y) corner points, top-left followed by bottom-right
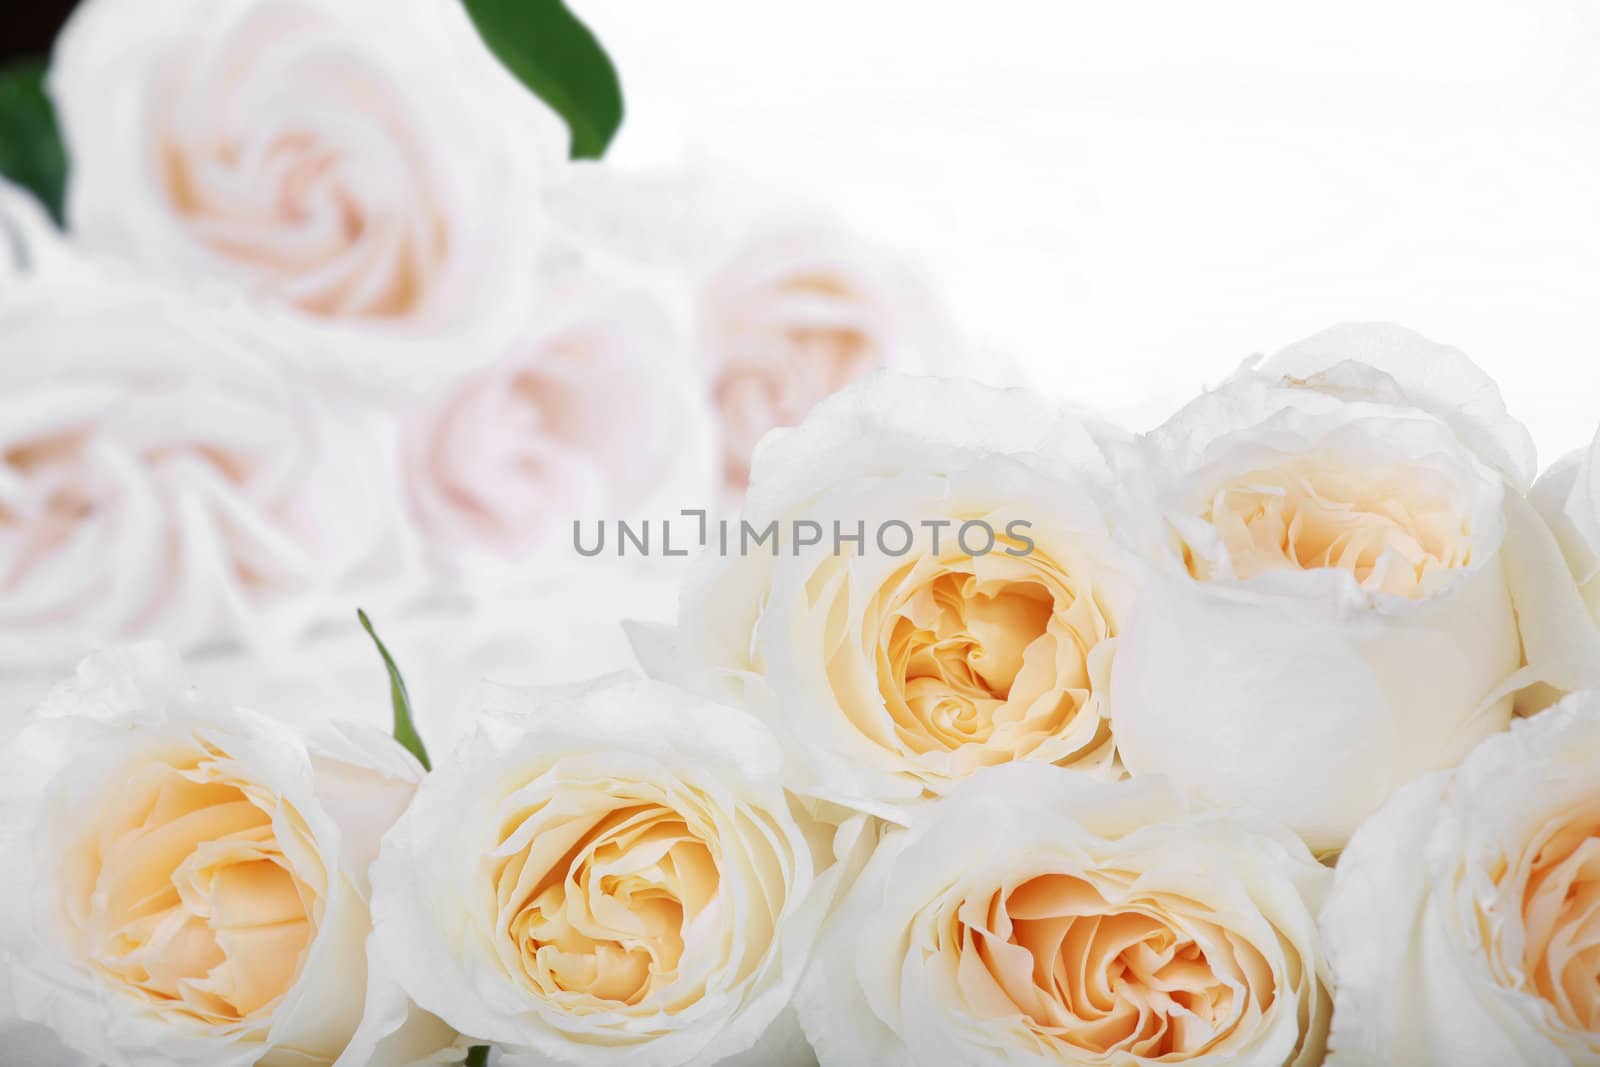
(1110, 323), (1600, 853)
(369, 674), (842, 1067)
(399, 279), (714, 573)
(1532, 422), (1600, 623)
(49, 0), (565, 386)
(700, 223), (955, 486)
(0, 270), (400, 670)
(1321, 691), (1600, 1066)
(798, 763), (1331, 1067)
(646, 373), (1140, 822)
(0, 645), (456, 1066)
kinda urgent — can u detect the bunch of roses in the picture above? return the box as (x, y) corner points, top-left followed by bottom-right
(8, 318), (1600, 1067)
(0, 0), (957, 677)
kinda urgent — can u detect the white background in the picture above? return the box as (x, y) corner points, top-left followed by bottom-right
(579, 0), (1600, 465)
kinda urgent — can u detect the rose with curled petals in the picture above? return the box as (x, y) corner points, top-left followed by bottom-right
(649, 373), (1138, 822)
(49, 0), (565, 384)
(797, 763), (1331, 1067)
(369, 675), (844, 1067)
(400, 284), (714, 571)
(1111, 322), (1600, 854)
(1322, 691), (1600, 1066)
(0, 271), (397, 670)
(0, 645), (456, 1066)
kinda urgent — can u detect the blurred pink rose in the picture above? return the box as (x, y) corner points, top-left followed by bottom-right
(702, 226), (949, 486)
(0, 273), (395, 669)
(400, 287), (712, 568)
(50, 0), (565, 385)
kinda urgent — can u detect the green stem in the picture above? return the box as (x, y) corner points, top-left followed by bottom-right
(465, 1046), (491, 1067)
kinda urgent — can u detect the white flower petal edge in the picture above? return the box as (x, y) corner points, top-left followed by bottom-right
(1321, 691), (1600, 1066)
(0, 178), (67, 286)
(797, 763), (1332, 1067)
(1258, 321), (1537, 490)
(50, 0), (566, 387)
(1532, 422), (1600, 624)
(1111, 322), (1600, 853)
(369, 674), (853, 1067)
(0, 645), (455, 1066)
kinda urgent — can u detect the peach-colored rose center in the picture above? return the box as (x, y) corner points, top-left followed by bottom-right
(949, 874), (1273, 1058)
(845, 549), (1115, 779)
(63, 742), (324, 1024)
(157, 7), (451, 321)
(713, 271), (883, 486)
(1516, 808), (1600, 1032)
(1190, 461), (1472, 598)
(491, 800), (720, 1008)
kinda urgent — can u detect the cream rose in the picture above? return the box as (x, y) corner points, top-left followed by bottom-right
(647, 373), (1139, 822)
(0, 645), (456, 1066)
(1110, 323), (1600, 853)
(399, 282), (714, 571)
(369, 674), (841, 1067)
(798, 764), (1331, 1067)
(1532, 422), (1600, 624)
(1321, 690), (1600, 1066)
(702, 225), (952, 486)
(49, 0), (565, 385)
(0, 270), (399, 670)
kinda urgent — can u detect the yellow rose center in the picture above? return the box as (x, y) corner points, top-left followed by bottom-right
(1190, 461), (1472, 598)
(65, 742), (324, 1025)
(492, 800), (720, 1009)
(1516, 808), (1600, 1033)
(950, 874), (1274, 1059)
(852, 547), (1114, 777)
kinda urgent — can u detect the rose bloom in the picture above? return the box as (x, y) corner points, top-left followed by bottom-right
(400, 283), (715, 570)
(702, 225), (951, 486)
(647, 373), (1140, 822)
(0, 270), (397, 670)
(798, 764), (1332, 1067)
(49, 0), (565, 385)
(1321, 691), (1600, 1065)
(1532, 422), (1600, 624)
(0, 646), (456, 1066)
(1110, 323), (1599, 854)
(369, 675), (841, 1067)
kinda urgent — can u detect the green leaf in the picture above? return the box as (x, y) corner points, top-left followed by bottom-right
(358, 609), (432, 772)
(0, 57), (67, 223)
(462, 0), (624, 160)
(464, 1046), (491, 1067)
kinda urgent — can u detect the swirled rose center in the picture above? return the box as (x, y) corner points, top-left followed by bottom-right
(1190, 461), (1472, 598)
(1513, 808), (1600, 1032)
(156, 5), (451, 321)
(492, 801), (720, 1008)
(64, 743), (324, 1025)
(948, 874), (1273, 1059)
(847, 550), (1114, 775)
